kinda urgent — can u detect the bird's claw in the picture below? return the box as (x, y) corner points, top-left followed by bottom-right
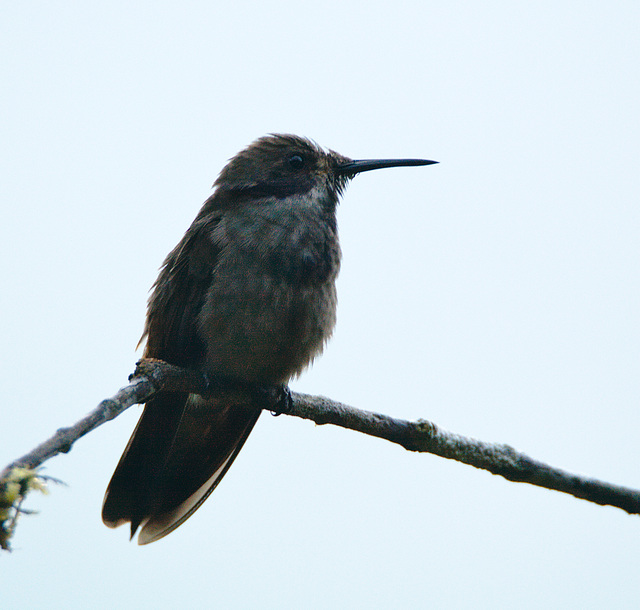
(270, 385), (293, 416)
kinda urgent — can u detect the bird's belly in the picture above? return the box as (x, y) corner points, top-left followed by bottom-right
(198, 276), (337, 384)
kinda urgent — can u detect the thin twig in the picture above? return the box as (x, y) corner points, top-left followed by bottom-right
(1, 358), (638, 550)
(285, 393), (640, 514)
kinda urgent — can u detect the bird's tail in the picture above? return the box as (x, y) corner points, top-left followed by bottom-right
(102, 390), (260, 544)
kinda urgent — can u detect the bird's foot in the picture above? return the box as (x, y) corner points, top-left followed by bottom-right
(129, 358), (167, 382)
(249, 383), (293, 415)
(270, 385), (293, 416)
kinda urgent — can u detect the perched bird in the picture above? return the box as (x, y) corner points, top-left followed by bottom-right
(102, 134), (437, 544)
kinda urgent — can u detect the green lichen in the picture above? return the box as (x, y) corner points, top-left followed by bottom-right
(0, 468), (50, 551)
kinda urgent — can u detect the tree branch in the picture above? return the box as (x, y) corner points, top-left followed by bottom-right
(2, 358), (638, 550)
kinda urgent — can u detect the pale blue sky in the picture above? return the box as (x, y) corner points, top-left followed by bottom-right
(2, 2), (639, 608)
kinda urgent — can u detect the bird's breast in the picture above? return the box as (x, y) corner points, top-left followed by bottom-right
(199, 272), (337, 383)
(198, 210), (341, 384)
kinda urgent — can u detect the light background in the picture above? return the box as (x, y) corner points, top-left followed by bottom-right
(2, 2), (639, 608)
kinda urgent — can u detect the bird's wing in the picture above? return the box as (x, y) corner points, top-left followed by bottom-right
(102, 211), (261, 543)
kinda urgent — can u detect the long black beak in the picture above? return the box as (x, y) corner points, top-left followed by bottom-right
(336, 158), (438, 175)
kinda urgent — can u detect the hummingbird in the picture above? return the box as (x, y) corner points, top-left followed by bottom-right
(102, 134), (437, 544)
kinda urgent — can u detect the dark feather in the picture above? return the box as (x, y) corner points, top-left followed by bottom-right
(142, 213), (222, 365)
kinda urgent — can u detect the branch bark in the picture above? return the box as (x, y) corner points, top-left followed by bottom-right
(2, 358), (638, 550)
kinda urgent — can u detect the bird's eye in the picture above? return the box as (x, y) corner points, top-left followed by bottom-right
(288, 154), (305, 170)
